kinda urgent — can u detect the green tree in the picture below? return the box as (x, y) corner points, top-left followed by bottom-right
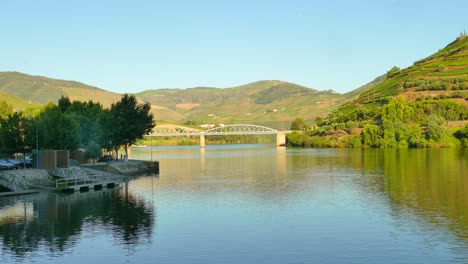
(58, 96), (72, 112)
(107, 94), (155, 158)
(386, 66), (401, 78)
(361, 124), (381, 147)
(84, 141), (102, 163)
(382, 98), (413, 123)
(66, 99), (105, 148)
(454, 124), (468, 147)
(0, 112), (34, 157)
(290, 117), (309, 130)
(0, 101), (13, 119)
(425, 114), (446, 141)
(286, 131), (304, 147)
(36, 105), (82, 150)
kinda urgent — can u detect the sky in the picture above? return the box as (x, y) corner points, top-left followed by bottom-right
(1, 0), (467, 94)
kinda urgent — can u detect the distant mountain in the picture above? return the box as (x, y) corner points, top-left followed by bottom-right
(0, 72), (381, 129)
(136, 80), (351, 129)
(0, 72), (121, 107)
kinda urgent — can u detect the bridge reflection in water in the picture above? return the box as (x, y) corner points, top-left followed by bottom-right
(148, 124), (289, 147)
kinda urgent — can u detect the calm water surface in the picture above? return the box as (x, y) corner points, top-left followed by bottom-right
(0, 145), (467, 263)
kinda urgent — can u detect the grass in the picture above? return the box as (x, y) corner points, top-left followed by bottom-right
(0, 91), (40, 111)
(0, 71), (120, 106)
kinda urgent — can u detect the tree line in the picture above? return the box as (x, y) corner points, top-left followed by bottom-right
(286, 98), (468, 148)
(0, 94), (154, 160)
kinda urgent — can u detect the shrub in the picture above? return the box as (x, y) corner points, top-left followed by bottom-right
(286, 131), (304, 147)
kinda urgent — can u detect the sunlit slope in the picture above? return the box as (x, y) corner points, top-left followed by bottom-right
(137, 80), (349, 129)
(0, 72), (121, 107)
(335, 36), (468, 117)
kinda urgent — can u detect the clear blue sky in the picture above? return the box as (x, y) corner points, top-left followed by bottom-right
(1, 0), (467, 93)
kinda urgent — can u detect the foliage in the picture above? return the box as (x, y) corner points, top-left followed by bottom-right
(424, 115), (446, 141)
(292, 36), (468, 149)
(0, 101), (13, 119)
(454, 124), (468, 147)
(386, 66), (401, 78)
(361, 124), (381, 147)
(107, 94), (155, 157)
(35, 105), (82, 150)
(286, 131), (304, 147)
(84, 141), (102, 163)
(290, 117), (309, 131)
(0, 112), (34, 157)
(0, 95), (157, 159)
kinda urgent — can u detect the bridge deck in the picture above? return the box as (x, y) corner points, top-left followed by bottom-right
(149, 124), (281, 137)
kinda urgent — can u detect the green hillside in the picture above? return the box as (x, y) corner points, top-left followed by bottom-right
(0, 72), (121, 107)
(343, 74), (386, 99)
(137, 80), (350, 129)
(292, 35), (468, 148)
(0, 73), (380, 130)
(0, 91), (39, 111)
(340, 35), (468, 116)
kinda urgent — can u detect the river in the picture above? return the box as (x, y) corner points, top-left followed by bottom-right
(0, 145), (467, 263)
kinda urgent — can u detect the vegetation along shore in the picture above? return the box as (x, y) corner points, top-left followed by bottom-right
(286, 35), (468, 148)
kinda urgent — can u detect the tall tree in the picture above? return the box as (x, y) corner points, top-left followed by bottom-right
(0, 112), (34, 157)
(36, 105), (81, 150)
(108, 94), (154, 158)
(290, 117), (309, 131)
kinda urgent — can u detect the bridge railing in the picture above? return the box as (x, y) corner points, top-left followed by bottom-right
(149, 124), (279, 136)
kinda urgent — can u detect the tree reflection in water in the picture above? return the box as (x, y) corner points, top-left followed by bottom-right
(0, 186), (155, 258)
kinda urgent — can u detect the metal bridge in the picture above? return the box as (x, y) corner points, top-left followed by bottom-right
(147, 124), (287, 147)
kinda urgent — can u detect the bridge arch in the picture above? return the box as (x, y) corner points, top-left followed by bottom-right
(150, 125), (201, 136)
(147, 124), (286, 147)
(203, 124), (278, 135)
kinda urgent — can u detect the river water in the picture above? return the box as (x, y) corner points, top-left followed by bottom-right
(0, 145), (467, 263)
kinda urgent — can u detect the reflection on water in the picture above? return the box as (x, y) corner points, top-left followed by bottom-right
(0, 145), (467, 263)
(0, 186), (155, 260)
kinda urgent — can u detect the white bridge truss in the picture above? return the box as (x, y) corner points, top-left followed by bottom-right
(149, 124), (278, 137)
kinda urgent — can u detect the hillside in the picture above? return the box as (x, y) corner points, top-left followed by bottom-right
(343, 74), (386, 99)
(294, 35), (468, 148)
(358, 35), (468, 104)
(0, 72), (121, 107)
(0, 91), (40, 111)
(0, 73), (380, 130)
(337, 35), (468, 116)
(137, 80), (349, 129)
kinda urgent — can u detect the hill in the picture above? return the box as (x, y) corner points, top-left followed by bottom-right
(0, 91), (40, 111)
(0, 73), (381, 130)
(339, 35), (468, 116)
(0, 72), (121, 108)
(137, 80), (351, 129)
(294, 35), (468, 148)
(343, 74), (386, 99)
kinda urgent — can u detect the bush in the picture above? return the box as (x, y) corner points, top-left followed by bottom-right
(286, 131), (304, 147)
(425, 115), (446, 141)
(387, 66), (401, 78)
(290, 117), (309, 131)
(454, 124), (468, 147)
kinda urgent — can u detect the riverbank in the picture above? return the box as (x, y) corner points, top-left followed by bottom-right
(82, 160), (159, 176)
(0, 160), (158, 195)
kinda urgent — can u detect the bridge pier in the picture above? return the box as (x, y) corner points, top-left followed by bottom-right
(200, 134), (206, 148)
(276, 132), (286, 147)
